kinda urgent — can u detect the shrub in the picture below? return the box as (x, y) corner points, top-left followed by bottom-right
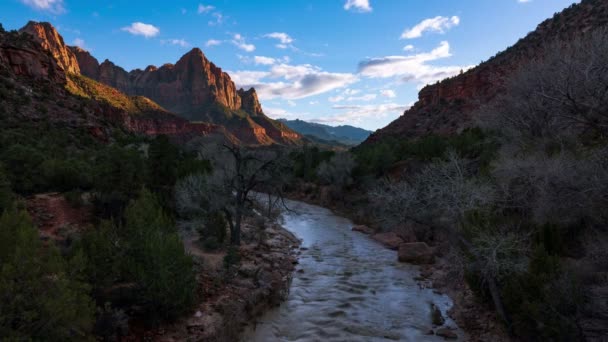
(198, 211), (228, 244)
(201, 236), (220, 251)
(0, 165), (12, 213)
(83, 189), (196, 322)
(0, 209), (95, 340)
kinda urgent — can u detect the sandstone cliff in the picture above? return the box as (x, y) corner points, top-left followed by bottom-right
(70, 46), (301, 145)
(365, 0), (608, 143)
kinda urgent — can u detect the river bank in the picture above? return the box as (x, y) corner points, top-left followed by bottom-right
(136, 215), (300, 342)
(285, 183), (509, 342)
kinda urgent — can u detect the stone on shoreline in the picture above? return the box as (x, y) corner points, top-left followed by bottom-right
(398, 242), (435, 265)
(371, 232), (404, 250)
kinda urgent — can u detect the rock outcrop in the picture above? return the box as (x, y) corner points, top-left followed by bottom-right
(365, 0), (608, 143)
(70, 46), (301, 145)
(19, 21), (80, 74)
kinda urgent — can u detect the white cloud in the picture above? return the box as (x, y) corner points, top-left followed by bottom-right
(205, 39), (222, 47)
(231, 63), (358, 100)
(518, 0), (532, 2)
(264, 32), (296, 49)
(381, 89), (397, 98)
(264, 107), (300, 120)
(329, 95), (345, 103)
(232, 34), (255, 52)
(403, 44), (415, 51)
(121, 22), (160, 38)
(315, 103), (409, 125)
(401, 16), (460, 39)
(344, 0), (372, 13)
(20, 0), (65, 14)
(197, 4), (215, 13)
(253, 56), (290, 65)
(208, 12), (224, 26)
(358, 41), (472, 87)
(287, 100), (297, 107)
(254, 56), (277, 65)
(161, 38), (190, 48)
(72, 38), (86, 49)
(264, 32), (294, 44)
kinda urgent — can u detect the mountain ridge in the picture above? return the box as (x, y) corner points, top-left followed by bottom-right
(364, 0), (608, 144)
(278, 119), (372, 146)
(69, 43), (300, 145)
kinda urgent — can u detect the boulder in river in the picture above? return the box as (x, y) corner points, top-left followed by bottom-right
(371, 232), (404, 250)
(352, 225), (374, 234)
(398, 242), (435, 264)
(435, 327), (458, 340)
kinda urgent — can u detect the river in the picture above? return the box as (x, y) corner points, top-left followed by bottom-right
(243, 199), (465, 341)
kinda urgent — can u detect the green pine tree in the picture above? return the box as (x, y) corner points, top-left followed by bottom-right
(0, 209), (95, 340)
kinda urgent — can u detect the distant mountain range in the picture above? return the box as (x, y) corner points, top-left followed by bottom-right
(277, 119), (372, 146)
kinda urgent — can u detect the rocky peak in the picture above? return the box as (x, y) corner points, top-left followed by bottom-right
(238, 88), (264, 116)
(69, 46), (99, 78)
(19, 21), (80, 74)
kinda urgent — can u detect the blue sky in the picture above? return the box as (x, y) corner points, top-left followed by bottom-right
(3, 0), (579, 130)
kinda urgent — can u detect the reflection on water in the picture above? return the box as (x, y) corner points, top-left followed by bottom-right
(243, 199), (465, 342)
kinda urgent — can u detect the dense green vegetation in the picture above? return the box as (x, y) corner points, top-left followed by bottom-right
(80, 189), (196, 323)
(0, 208), (94, 340)
(0, 119), (208, 339)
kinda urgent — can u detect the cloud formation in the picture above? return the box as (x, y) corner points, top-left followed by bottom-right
(344, 0), (372, 13)
(205, 39), (221, 47)
(20, 0), (64, 14)
(315, 103), (409, 125)
(121, 22), (160, 38)
(231, 34), (255, 52)
(263, 32), (296, 49)
(231, 63), (357, 100)
(72, 38), (86, 49)
(358, 41), (471, 87)
(253, 56), (290, 65)
(381, 89), (397, 98)
(197, 4), (215, 13)
(401, 16), (460, 39)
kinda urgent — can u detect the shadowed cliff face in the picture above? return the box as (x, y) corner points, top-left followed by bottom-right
(70, 45), (301, 145)
(365, 0), (608, 144)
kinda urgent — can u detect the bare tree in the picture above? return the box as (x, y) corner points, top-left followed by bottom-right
(316, 152), (357, 188)
(370, 152), (520, 330)
(478, 29), (608, 147)
(176, 137), (290, 245)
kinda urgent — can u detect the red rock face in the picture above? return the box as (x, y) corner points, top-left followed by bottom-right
(19, 21), (80, 74)
(365, 0), (608, 143)
(0, 44), (66, 84)
(71, 45), (301, 145)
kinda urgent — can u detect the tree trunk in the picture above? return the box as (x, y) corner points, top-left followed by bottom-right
(232, 191), (243, 246)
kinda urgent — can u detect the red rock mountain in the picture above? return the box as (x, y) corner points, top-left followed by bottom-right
(7, 21), (299, 145)
(365, 0), (608, 144)
(1, 21), (233, 142)
(70, 45), (300, 145)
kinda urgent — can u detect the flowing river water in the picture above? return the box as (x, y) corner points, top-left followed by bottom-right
(243, 199), (466, 342)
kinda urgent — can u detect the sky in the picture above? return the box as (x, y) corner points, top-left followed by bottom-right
(2, 0), (579, 131)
